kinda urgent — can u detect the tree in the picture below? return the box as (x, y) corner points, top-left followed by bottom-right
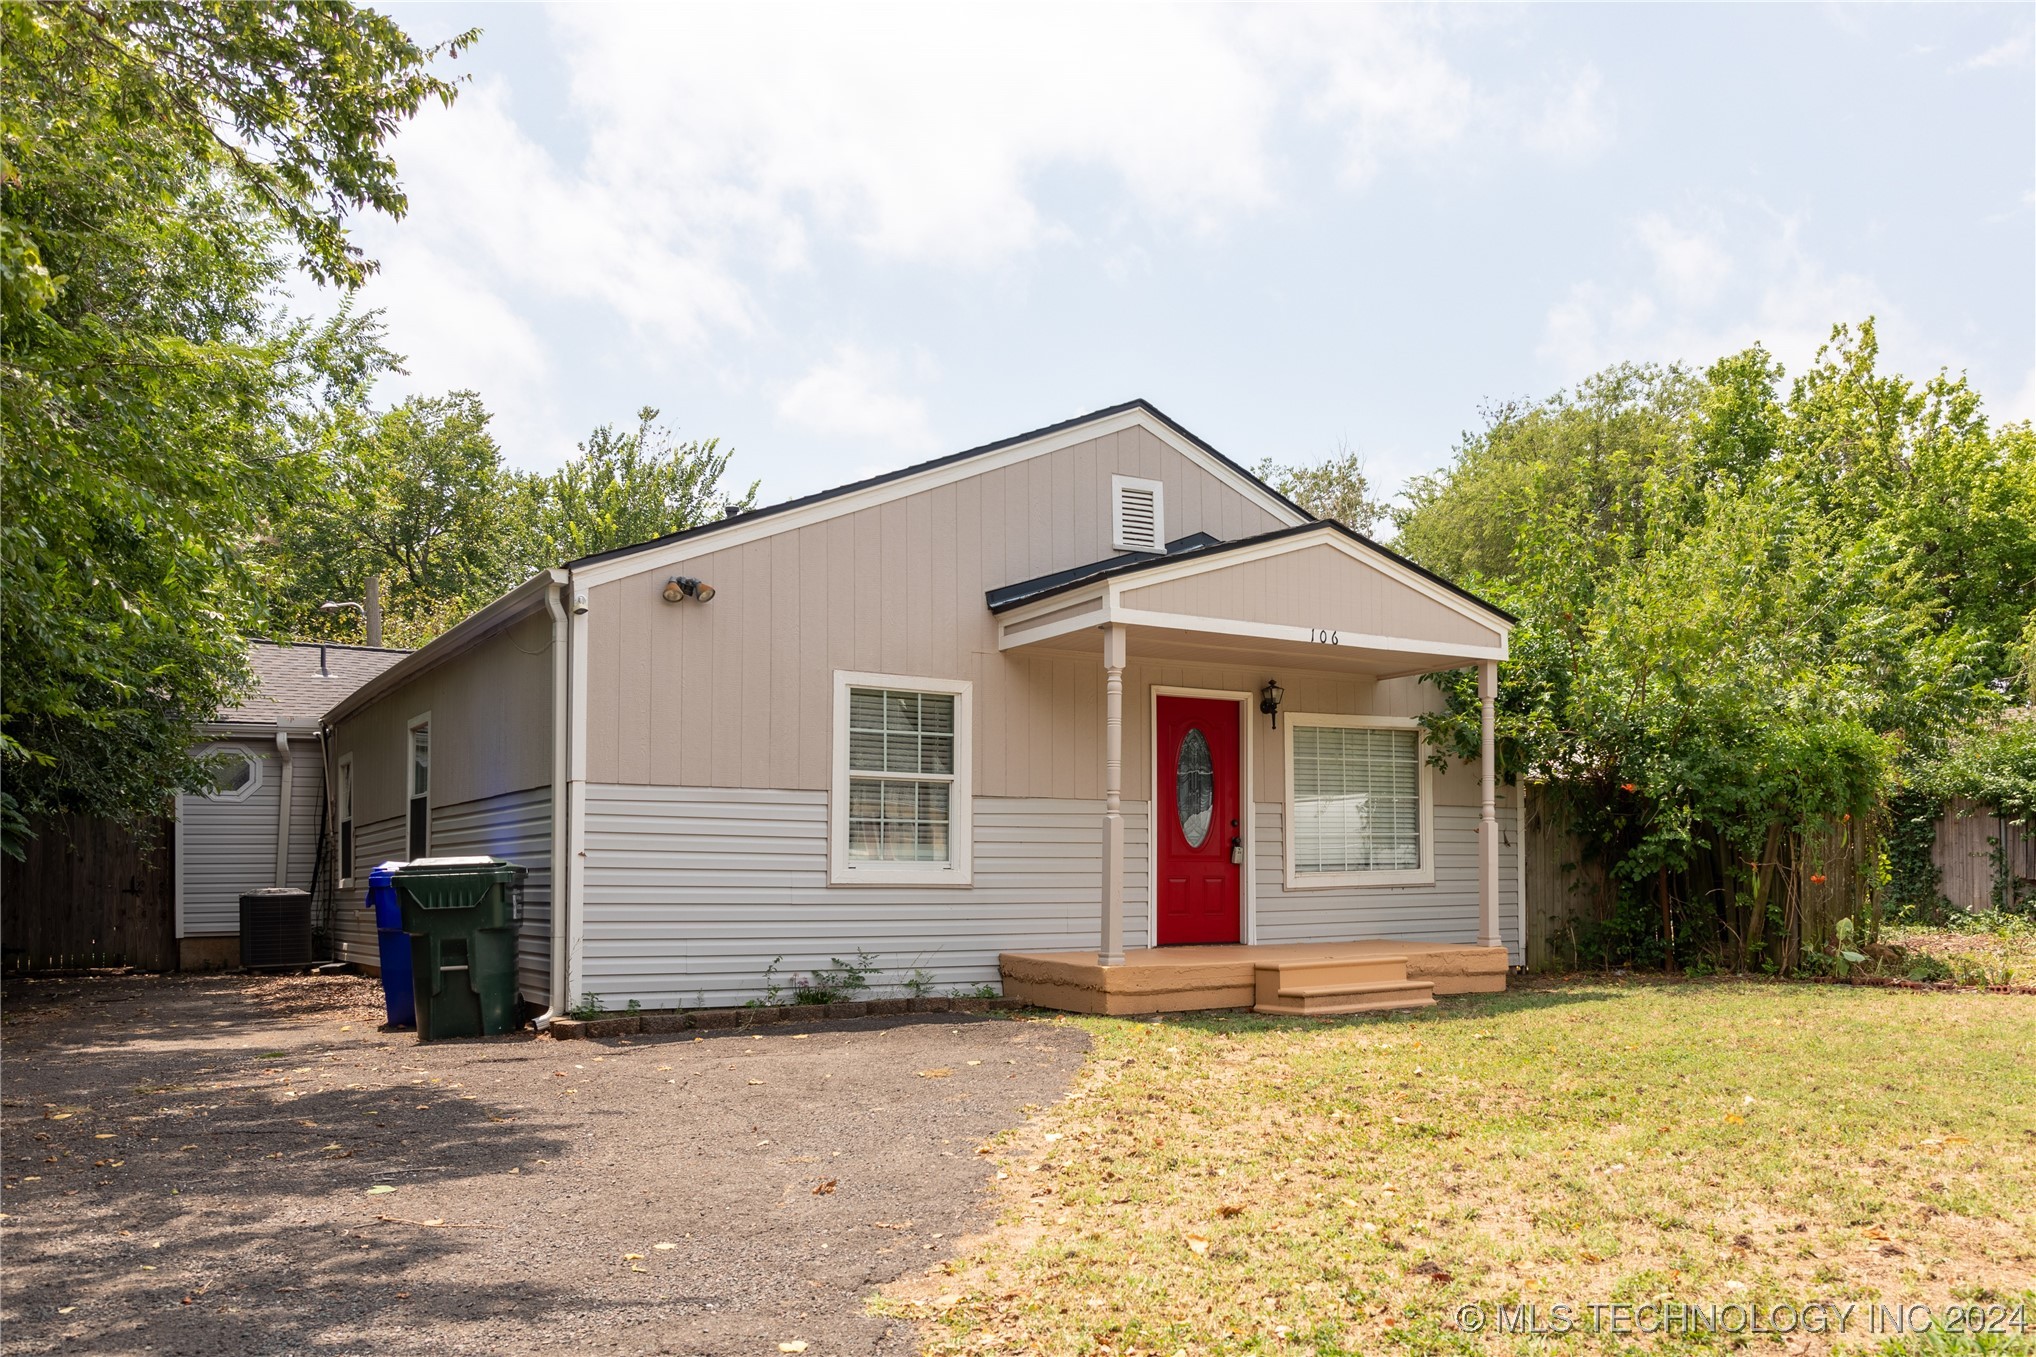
(1256, 441), (1389, 535)
(1401, 322), (2036, 967)
(267, 402), (758, 649)
(264, 391), (513, 645)
(2, 3), (463, 846)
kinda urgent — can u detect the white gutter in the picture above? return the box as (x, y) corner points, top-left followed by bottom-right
(533, 569), (572, 1030)
(274, 729), (295, 887)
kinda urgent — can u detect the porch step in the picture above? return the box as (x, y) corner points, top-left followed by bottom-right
(1252, 955), (1437, 1016)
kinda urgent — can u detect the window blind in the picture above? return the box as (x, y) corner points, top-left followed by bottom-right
(1291, 725), (1420, 873)
(846, 688), (955, 863)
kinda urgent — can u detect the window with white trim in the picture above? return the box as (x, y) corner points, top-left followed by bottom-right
(831, 672), (972, 884)
(337, 754), (355, 884)
(1112, 474), (1164, 553)
(406, 716), (430, 861)
(1284, 716), (1433, 887)
(199, 745), (262, 802)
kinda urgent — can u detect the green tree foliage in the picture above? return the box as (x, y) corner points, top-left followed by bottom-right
(1257, 442), (1388, 535)
(1402, 321), (2036, 965)
(505, 406), (758, 572)
(264, 391), (511, 646)
(1, 2), (465, 844)
(268, 400), (756, 648)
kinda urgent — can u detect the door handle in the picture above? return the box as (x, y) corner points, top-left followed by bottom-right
(1230, 835), (1244, 865)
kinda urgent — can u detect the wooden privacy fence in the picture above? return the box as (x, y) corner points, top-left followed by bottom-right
(1, 813), (176, 973)
(1520, 785), (1876, 971)
(1935, 798), (2036, 912)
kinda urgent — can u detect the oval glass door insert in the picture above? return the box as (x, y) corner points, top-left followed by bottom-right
(1176, 727), (1215, 847)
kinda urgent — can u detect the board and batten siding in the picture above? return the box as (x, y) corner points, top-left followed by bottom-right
(177, 735), (325, 937)
(582, 423), (1292, 796)
(581, 786), (1153, 1008)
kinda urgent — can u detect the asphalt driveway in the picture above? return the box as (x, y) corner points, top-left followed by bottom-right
(0, 971), (1090, 1356)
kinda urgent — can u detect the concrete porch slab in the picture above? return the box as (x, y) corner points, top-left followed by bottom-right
(999, 940), (1509, 1016)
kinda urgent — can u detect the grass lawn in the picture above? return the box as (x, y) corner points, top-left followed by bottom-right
(882, 980), (2036, 1354)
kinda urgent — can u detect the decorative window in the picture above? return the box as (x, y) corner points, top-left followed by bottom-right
(1283, 715), (1434, 887)
(406, 715), (430, 861)
(199, 746), (262, 803)
(830, 672), (973, 885)
(337, 754), (356, 884)
(1111, 474), (1165, 553)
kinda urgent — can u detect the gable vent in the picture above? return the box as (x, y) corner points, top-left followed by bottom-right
(1112, 475), (1165, 553)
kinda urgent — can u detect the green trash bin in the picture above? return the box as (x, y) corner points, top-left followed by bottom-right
(393, 858), (527, 1041)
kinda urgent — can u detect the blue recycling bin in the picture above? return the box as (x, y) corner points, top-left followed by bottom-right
(365, 862), (415, 1028)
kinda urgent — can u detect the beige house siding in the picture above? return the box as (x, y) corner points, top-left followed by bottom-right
(329, 610), (555, 829)
(1117, 543), (1505, 650)
(326, 612), (557, 1004)
(582, 424), (1290, 792)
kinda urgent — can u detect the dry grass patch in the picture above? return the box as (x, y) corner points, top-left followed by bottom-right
(880, 980), (2036, 1354)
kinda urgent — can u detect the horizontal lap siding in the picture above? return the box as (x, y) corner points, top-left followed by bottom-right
(429, 789), (553, 1004)
(1254, 801), (1522, 962)
(582, 786), (1149, 1008)
(331, 816), (403, 967)
(177, 740), (281, 937)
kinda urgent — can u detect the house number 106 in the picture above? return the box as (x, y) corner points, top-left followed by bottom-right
(1309, 628), (1341, 645)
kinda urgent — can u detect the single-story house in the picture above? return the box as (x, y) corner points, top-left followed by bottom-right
(177, 640), (407, 969)
(320, 401), (1524, 1021)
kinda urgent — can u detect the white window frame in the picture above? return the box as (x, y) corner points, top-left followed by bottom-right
(196, 743), (262, 803)
(1281, 712), (1435, 889)
(829, 671), (973, 886)
(1111, 474), (1165, 553)
(406, 712), (431, 862)
(336, 753), (356, 887)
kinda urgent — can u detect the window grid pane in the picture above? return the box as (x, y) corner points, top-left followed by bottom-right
(1292, 725), (1420, 873)
(848, 778), (950, 863)
(845, 687), (957, 865)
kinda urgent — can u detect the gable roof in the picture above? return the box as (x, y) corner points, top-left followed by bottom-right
(988, 518), (1519, 625)
(220, 640), (411, 728)
(566, 399), (1311, 575)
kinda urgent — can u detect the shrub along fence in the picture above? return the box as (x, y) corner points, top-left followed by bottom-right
(1520, 785), (1878, 974)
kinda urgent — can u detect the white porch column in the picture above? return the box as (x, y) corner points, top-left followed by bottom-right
(1100, 623), (1127, 967)
(1477, 659), (1502, 950)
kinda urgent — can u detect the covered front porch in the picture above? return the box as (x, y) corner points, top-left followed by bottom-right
(987, 520), (1519, 1015)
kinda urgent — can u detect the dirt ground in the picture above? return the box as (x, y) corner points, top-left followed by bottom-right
(0, 971), (1090, 1356)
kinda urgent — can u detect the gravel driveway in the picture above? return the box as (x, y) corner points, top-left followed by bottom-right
(0, 972), (1089, 1356)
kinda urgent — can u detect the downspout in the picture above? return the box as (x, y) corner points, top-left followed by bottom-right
(533, 572), (572, 1030)
(274, 729), (295, 887)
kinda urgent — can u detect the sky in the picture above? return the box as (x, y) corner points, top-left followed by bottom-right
(332, 3), (2036, 514)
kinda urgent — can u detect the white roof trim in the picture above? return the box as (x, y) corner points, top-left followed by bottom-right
(569, 406), (1309, 588)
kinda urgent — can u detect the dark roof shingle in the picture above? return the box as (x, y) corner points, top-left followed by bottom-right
(220, 641), (411, 726)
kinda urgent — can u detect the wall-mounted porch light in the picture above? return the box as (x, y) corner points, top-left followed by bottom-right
(663, 575), (716, 604)
(1259, 677), (1285, 729)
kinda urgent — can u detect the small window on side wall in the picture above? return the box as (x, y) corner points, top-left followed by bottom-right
(407, 717), (430, 861)
(1112, 474), (1165, 553)
(831, 672), (973, 885)
(337, 755), (355, 883)
(198, 746), (262, 803)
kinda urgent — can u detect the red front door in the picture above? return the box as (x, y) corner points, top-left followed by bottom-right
(1156, 696), (1242, 945)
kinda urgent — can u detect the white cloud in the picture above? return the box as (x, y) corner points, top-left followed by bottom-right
(775, 345), (939, 460)
(1521, 67), (1615, 161)
(1538, 209), (1905, 382)
(1964, 26), (2033, 69)
(1635, 213), (1733, 307)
